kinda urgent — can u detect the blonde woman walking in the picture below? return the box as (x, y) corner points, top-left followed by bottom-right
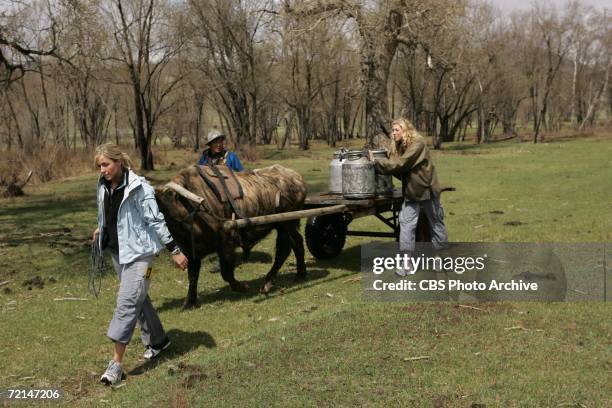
(92, 143), (188, 385)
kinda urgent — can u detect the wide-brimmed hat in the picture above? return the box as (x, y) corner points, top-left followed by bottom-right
(206, 130), (225, 145)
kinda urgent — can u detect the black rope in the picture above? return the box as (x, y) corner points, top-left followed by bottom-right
(173, 196), (208, 262)
(188, 209), (198, 261)
(89, 235), (111, 298)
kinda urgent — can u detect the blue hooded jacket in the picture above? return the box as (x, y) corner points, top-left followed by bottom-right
(97, 170), (174, 264)
(198, 150), (243, 172)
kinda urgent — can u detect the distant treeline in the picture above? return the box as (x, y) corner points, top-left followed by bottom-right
(0, 0), (610, 169)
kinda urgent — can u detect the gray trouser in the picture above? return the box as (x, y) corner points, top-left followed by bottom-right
(107, 254), (166, 346)
(399, 193), (448, 251)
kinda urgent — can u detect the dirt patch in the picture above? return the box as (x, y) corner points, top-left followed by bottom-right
(0, 228), (80, 244)
(504, 220), (525, 226)
(57, 370), (107, 403)
(0, 227), (89, 255)
(168, 362), (207, 389)
(399, 303), (430, 313)
(22, 276), (44, 290)
(49, 239), (90, 256)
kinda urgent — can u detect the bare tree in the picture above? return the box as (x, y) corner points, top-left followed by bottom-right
(102, 0), (185, 169)
(279, 14), (339, 150)
(0, 0), (60, 86)
(525, 3), (576, 143)
(187, 0), (274, 148)
(55, 0), (112, 149)
(570, 8), (612, 130)
(284, 0), (461, 145)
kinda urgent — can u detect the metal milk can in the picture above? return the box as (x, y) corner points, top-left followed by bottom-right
(370, 149), (393, 196)
(342, 150), (376, 199)
(328, 149), (347, 194)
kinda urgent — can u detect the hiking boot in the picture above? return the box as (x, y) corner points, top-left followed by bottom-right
(143, 338), (171, 360)
(100, 360), (124, 386)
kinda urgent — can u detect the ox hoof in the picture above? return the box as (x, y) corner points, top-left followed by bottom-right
(259, 281), (274, 295)
(230, 282), (249, 293)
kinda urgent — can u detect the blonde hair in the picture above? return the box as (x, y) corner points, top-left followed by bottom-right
(94, 143), (134, 169)
(388, 118), (421, 157)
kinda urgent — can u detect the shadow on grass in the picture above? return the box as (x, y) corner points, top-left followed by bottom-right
(251, 268), (359, 304)
(157, 244), (364, 312)
(127, 328), (216, 376)
(0, 189), (98, 281)
(305, 244), (362, 272)
(0, 192), (94, 227)
(243, 250), (272, 264)
(201, 250), (272, 267)
(0, 230), (91, 249)
(157, 268), (333, 312)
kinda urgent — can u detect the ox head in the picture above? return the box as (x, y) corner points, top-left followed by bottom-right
(155, 186), (184, 223)
(155, 186), (198, 243)
(155, 184), (222, 258)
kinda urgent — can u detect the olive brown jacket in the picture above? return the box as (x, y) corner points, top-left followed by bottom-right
(374, 135), (441, 202)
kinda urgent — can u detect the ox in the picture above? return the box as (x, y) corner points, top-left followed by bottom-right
(156, 164), (307, 308)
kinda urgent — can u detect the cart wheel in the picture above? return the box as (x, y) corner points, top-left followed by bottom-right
(305, 214), (347, 259)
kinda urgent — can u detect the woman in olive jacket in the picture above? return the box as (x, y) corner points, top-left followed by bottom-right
(369, 118), (448, 262)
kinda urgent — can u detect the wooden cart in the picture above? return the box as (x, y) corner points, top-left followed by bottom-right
(302, 190), (404, 259)
(166, 182), (427, 261)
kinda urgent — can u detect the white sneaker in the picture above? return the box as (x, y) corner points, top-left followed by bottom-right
(395, 264), (414, 277)
(100, 360), (124, 386)
(143, 338), (171, 360)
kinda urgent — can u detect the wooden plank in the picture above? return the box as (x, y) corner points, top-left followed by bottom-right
(304, 189), (403, 207)
(224, 204), (348, 230)
(164, 182), (207, 206)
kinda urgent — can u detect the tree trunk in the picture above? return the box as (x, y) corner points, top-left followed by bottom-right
(194, 100), (203, 152)
(279, 113), (294, 150)
(362, 56), (392, 145)
(579, 61), (611, 131)
(133, 87), (153, 170)
(114, 98), (119, 146)
(5, 93), (24, 150)
(571, 55), (578, 126)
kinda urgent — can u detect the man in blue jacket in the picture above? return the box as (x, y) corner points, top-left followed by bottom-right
(198, 130), (243, 171)
(198, 130), (244, 273)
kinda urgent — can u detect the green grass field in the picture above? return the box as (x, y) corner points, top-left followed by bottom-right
(0, 135), (610, 407)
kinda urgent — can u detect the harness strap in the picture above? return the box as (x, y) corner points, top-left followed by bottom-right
(208, 162), (244, 219)
(196, 165), (223, 202)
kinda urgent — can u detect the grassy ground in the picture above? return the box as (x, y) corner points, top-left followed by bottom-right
(0, 135), (610, 407)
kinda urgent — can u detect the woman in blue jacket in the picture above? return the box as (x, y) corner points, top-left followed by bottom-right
(92, 143), (188, 386)
(198, 130), (243, 171)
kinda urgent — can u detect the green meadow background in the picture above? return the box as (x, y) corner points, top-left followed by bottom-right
(0, 134), (610, 406)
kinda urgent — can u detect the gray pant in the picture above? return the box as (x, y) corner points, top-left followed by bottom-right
(399, 194), (448, 251)
(107, 254), (166, 346)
